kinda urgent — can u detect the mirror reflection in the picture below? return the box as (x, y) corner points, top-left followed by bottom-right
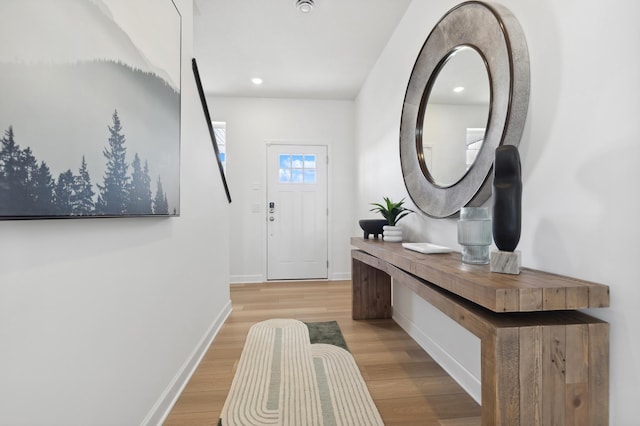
(419, 46), (490, 187)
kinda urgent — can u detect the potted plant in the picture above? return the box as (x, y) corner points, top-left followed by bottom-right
(370, 197), (414, 242)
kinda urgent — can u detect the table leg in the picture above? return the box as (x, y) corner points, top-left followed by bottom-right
(351, 256), (391, 320)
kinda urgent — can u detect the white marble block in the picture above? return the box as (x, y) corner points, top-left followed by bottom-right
(490, 250), (521, 275)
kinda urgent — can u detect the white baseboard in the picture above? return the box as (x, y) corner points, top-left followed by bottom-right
(230, 274), (264, 284)
(231, 274), (351, 283)
(393, 309), (481, 404)
(330, 271), (351, 280)
(142, 299), (233, 426)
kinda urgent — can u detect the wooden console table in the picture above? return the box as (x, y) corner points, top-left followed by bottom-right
(351, 237), (609, 426)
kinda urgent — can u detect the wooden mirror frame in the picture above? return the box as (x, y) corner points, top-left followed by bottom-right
(400, 1), (529, 218)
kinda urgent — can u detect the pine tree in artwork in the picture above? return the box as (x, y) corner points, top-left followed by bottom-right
(0, 128), (43, 215)
(0, 126), (25, 214)
(96, 110), (129, 215)
(21, 147), (40, 214)
(32, 161), (55, 215)
(153, 176), (169, 214)
(0, 126), (19, 181)
(128, 153), (153, 214)
(71, 156), (95, 215)
(54, 170), (75, 215)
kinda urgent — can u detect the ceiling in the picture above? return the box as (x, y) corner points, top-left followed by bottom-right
(193, 0), (412, 100)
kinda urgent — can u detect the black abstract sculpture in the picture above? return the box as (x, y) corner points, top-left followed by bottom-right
(492, 145), (522, 251)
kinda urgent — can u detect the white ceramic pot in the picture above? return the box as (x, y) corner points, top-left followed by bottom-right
(383, 225), (403, 242)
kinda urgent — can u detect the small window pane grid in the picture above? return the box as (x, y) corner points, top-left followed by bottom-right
(279, 154), (317, 184)
(213, 126), (226, 172)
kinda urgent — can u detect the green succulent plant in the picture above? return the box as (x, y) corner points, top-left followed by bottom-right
(370, 197), (414, 226)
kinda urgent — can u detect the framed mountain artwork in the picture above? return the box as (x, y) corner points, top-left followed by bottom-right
(0, 0), (181, 218)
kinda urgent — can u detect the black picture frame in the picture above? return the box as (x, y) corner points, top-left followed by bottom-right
(192, 58), (232, 203)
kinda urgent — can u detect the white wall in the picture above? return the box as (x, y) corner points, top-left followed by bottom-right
(356, 0), (640, 423)
(209, 97), (355, 283)
(0, 1), (232, 424)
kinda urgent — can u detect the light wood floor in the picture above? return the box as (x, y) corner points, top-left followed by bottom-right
(164, 281), (480, 425)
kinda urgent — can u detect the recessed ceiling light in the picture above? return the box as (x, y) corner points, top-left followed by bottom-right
(296, 0), (314, 13)
(453, 86), (465, 93)
(251, 77), (263, 85)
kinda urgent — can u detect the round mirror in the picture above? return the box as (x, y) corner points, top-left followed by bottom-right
(400, 1), (529, 218)
(418, 46), (490, 187)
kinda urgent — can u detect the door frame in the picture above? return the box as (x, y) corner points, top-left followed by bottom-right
(264, 140), (332, 281)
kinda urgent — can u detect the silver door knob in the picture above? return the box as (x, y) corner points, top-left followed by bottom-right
(269, 216), (275, 221)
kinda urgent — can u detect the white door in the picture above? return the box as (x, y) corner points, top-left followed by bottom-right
(267, 144), (328, 280)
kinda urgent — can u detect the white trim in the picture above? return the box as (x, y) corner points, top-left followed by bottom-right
(141, 300), (233, 426)
(393, 309), (481, 404)
(330, 272), (351, 281)
(326, 143), (333, 281)
(230, 274), (265, 284)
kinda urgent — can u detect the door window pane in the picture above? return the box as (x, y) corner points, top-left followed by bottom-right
(279, 168), (291, 182)
(292, 169), (303, 183)
(304, 169), (316, 184)
(304, 155), (316, 168)
(292, 155), (304, 168)
(279, 154), (291, 169)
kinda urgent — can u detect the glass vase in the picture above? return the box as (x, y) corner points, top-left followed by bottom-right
(457, 207), (492, 264)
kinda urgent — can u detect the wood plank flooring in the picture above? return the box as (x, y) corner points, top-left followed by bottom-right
(163, 281), (480, 425)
